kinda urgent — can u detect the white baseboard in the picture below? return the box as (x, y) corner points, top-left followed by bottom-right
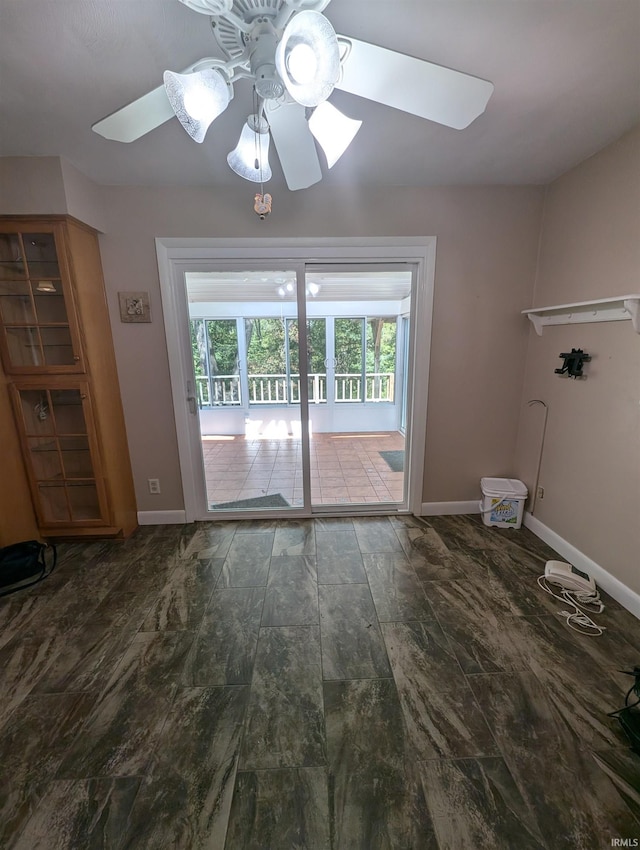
(524, 512), (640, 620)
(420, 500), (480, 516)
(137, 510), (187, 525)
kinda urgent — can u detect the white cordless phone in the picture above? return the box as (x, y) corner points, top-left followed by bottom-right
(544, 560), (597, 595)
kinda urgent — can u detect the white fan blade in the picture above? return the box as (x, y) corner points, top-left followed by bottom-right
(336, 37), (493, 130)
(274, 0), (333, 29)
(92, 84), (175, 143)
(265, 100), (322, 191)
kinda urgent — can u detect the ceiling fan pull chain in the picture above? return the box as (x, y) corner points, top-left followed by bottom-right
(254, 89), (261, 175)
(250, 88), (272, 219)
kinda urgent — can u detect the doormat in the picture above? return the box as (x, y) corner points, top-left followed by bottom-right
(211, 493), (290, 510)
(379, 450), (404, 472)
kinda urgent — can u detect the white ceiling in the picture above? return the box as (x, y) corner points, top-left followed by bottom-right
(1, 0), (639, 191)
(186, 270), (413, 301)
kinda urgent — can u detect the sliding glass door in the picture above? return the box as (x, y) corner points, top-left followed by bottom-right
(304, 267), (412, 510)
(182, 262), (415, 517)
(188, 269), (305, 514)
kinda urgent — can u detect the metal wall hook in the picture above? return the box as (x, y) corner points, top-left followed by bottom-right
(527, 399), (548, 515)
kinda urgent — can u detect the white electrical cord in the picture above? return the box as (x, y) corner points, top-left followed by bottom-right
(537, 575), (605, 636)
(497, 536), (605, 637)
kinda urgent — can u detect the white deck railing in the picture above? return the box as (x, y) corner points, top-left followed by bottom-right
(196, 372), (394, 407)
(334, 373), (394, 403)
(196, 375), (242, 406)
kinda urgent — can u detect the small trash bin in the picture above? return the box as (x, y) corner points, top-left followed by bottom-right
(480, 477), (528, 528)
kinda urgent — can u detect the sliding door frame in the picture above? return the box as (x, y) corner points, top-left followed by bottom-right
(156, 237), (436, 522)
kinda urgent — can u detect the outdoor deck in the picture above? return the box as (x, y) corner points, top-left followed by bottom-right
(202, 431), (405, 508)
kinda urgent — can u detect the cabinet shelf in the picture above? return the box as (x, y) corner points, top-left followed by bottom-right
(30, 445), (87, 452)
(522, 295), (640, 335)
(37, 477), (96, 483)
(26, 434), (85, 440)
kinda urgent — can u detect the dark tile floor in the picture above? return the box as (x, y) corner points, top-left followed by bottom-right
(1, 513), (639, 849)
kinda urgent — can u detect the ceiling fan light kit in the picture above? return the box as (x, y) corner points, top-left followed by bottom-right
(92, 0), (494, 196)
(275, 10), (340, 107)
(163, 67), (232, 142)
(227, 113), (272, 182)
(308, 101), (362, 169)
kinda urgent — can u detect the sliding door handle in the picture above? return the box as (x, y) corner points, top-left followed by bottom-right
(186, 379), (198, 415)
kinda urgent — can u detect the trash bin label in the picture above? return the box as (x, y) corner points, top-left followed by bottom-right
(490, 498), (519, 524)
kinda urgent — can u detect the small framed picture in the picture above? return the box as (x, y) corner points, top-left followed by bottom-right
(118, 291), (151, 323)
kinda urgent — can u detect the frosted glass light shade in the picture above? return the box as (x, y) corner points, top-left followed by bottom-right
(275, 10), (340, 107)
(163, 68), (230, 143)
(308, 101), (362, 168)
(227, 115), (272, 183)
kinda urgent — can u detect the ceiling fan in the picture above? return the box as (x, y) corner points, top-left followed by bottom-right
(92, 0), (494, 192)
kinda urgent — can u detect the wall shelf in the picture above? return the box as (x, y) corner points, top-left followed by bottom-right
(522, 295), (640, 335)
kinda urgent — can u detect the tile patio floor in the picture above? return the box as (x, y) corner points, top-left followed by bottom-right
(203, 431), (406, 508)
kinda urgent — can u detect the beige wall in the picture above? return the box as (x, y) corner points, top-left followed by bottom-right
(0, 157), (67, 213)
(0, 154), (544, 516)
(2, 131), (637, 595)
(515, 125), (640, 594)
(59, 159), (107, 233)
(0, 156), (105, 231)
(96, 183), (543, 512)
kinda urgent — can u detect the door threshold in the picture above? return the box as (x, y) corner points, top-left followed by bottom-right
(196, 502), (410, 522)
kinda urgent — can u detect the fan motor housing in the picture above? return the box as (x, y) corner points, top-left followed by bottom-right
(247, 22), (285, 99)
(254, 65), (285, 99)
(211, 1), (283, 59)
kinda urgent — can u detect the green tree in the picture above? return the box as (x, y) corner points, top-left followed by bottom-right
(190, 320), (206, 376)
(245, 318), (286, 373)
(366, 317), (396, 373)
(207, 319), (239, 376)
(287, 319), (326, 373)
(335, 318), (363, 374)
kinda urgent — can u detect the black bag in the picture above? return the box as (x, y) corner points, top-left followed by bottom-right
(608, 666), (640, 756)
(0, 540), (57, 597)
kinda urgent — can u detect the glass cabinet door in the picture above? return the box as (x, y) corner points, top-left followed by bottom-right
(0, 228), (84, 372)
(13, 384), (108, 526)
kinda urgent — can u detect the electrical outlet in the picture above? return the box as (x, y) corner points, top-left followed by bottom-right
(536, 486), (544, 500)
(148, 478), (161, 494)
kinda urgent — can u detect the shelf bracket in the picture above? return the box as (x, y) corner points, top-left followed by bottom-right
(527, 313), (545, 336)
(623, 297), (640, 333)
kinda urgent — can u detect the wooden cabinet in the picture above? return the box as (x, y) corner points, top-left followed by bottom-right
(0, 216), (137, 543)
(10, 381), (110, 528)
(0, 225), (85, 373)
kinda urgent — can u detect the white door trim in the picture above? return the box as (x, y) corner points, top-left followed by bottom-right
(155, 236), (436, 521)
